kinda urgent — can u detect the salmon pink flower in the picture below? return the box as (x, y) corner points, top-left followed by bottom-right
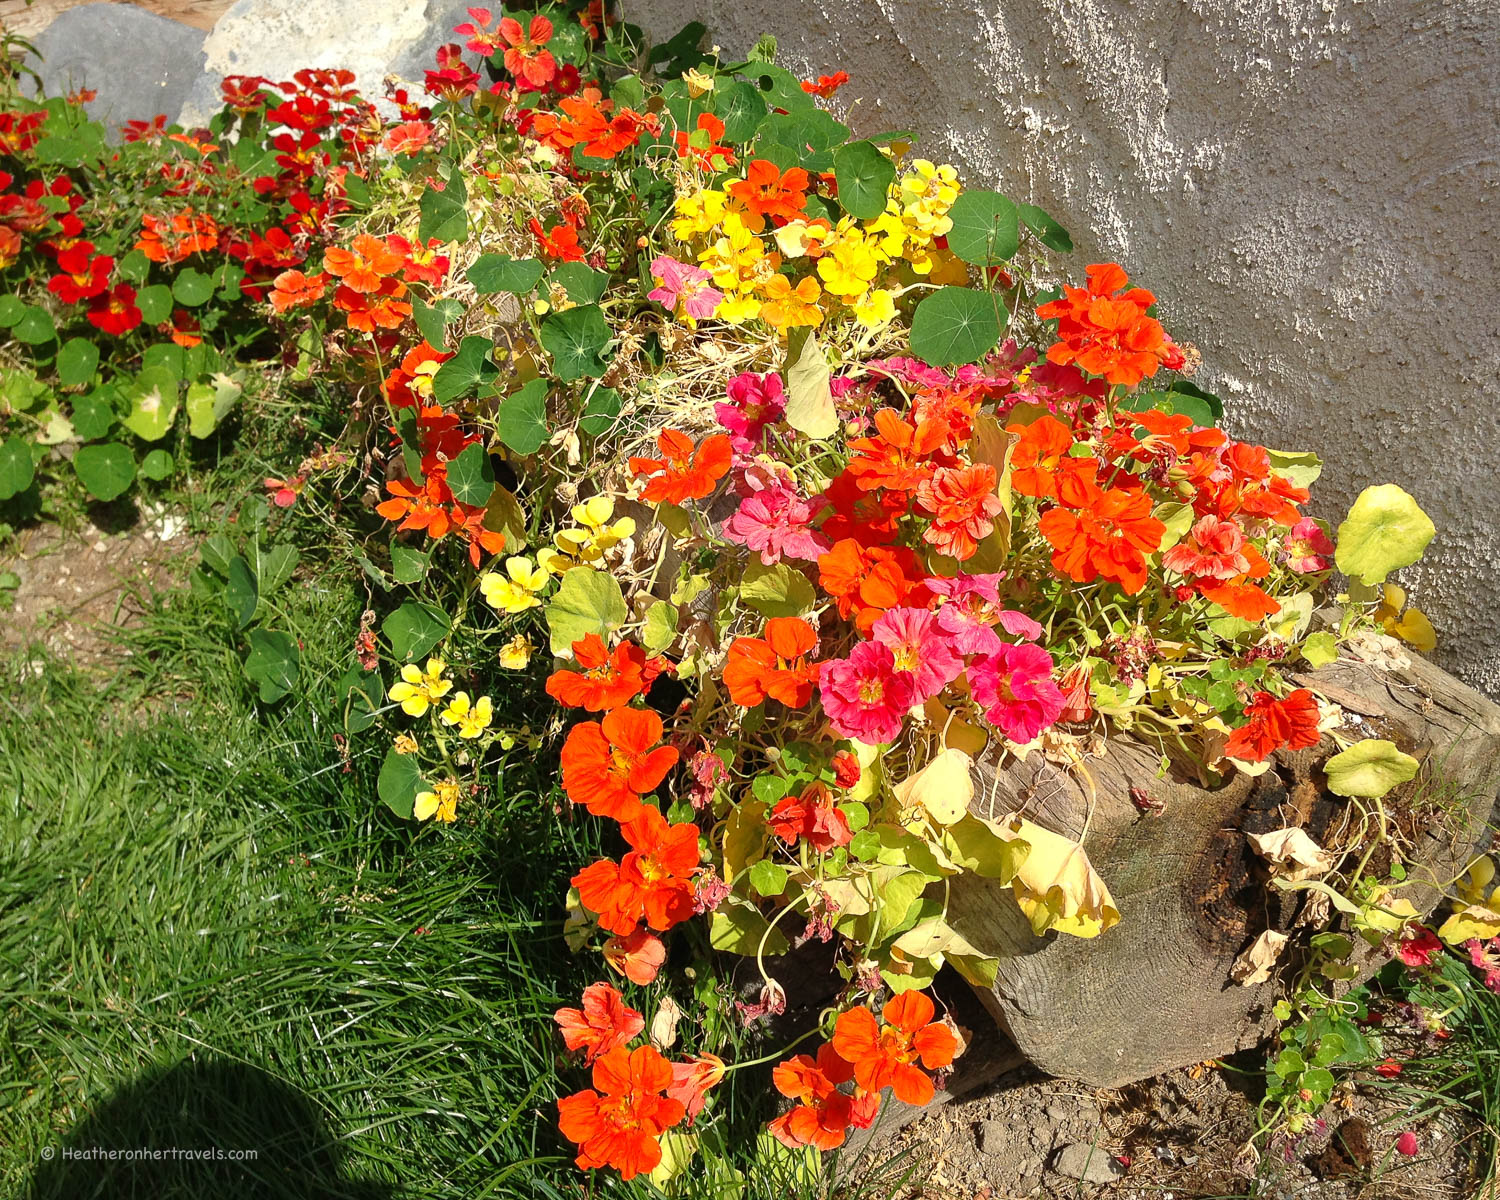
(555, 982), (645, 1065)
(323, 233), (404, 294)
(722, 481), (831, 565)
(603, 926), (666, 985)
(969, 642), (1066, 744)
(572, 807), (699, 935)
(723, 617), (819, 708)
(453, 6), (501, 54)
(1224, 688), (1321, 762)
(1282, 516), (1335, 573)
(268, 268), (328, 313)
(629, 429), (733, 505)
(384, 120), (433, 154)
(831, 991), (958, 1108)
(1162, 515), (1251, 581)
(560, 707), (679, 821)
(871, 607), (962, 701)
(715, 371), (786, 453)
(819, 641), (917, 745)
(668, 1053), (727, 1126)
(768, 1043), (872, 1151)
(546, 634), (653, 712)
(916, 464), (1004, 560)
(768, 783), (853, 853)
(648, 255), (722, 321)
(557, 1045), (685, 1180)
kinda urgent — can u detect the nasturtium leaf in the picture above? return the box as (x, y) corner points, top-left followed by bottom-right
(782, 327), (836, 439)
(1018, 202), (1073, 253)
(243, 629), (299, 703)
(417, 172), (468, 244)
(255, 543), (298, 595)
(225, 554), (258, 628)
(136, 284), (173, 325)
(740, 560), (816, 617)
(139, 448), (174, 481)
(483, 484), (527, 551)
(431, 335), (497, 404)
(410, 294), (464, 348)
(1007, 817), (1119, 938)
(73, 442), (135, 501)
(390, 543), (429, 584)
(715, 79), (767, 143)
(466, 254), (544, 295)
(540, 304), (611, 381)
(172, 267), (216, 307)
(57, 338), (99, 387)
(579, 385), (622, 437)
(748, 858), (788, 898)
(1335, 484), (1435, 585)
(12, 304), (56, 345)
(642, 600), (679, 654)
(892, 748), (974, 825)
(832, 140), (896, 220)
(185, 376), (241, 437)
(708, 901), (789, 956)
(382, 601), (450, 662)
(756, 108), (849, 172)
(121, 369), (179, 442)
(546, 566), (628, 654)
(1301, 631), (1340, 667)
(497, 378), (550, 454)
(1324, 739), (1420, 799)
(909, 286), (1005, 366)
(336, 666), (383, 734)
(549, 263), (610, 304)
(947, 189), (1020, 264)
(0, 437), (35, 500)
(445, 441), (495, 506)
(743, 62), (815, 114)
(0, 294), (24, 325)
(1267, 448), (1322, 489)
(114, 248), (150, 284)
(378, 745), (426, 819)
(1168, 379), (1225, 423)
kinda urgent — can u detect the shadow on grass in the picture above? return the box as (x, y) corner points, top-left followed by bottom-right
(25, 1060), (393, 1200)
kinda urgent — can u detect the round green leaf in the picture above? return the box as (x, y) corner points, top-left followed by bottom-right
(73, 442), (136, 501)
(497, 379), (549, 455)
(378, 746), (426, 819)
(431, 335), (497, 404)
(418, 172), (469, 244)
(382, 601), (450, 662)
(540, 304), (611, 381)
(947, 189), (1020, 264)
(0, 294), (25, 326)
(1018, 202), (1073, 253)
(12, 304), (56, 345)
(57, 338), (100, 388)
(70, 388), (117, 440)
(136, 284), (173, 326)
(390, 543), (429, 585)
(1335, 485), (1436, 585)
(909, 286), (1006, 366)
(466, 254), (544, 295)
(243, 628), (300, 703)
(0, 436), (35, 500)
(445, 441), (495, 507)
(548, 263), (610, 305)
(579, 386), (621, 438)
(545, 566), (627, 655)
(740, 560), (815, 617)
(185, 377), (241, 438)
(749, 858), (788, 898)
(225, 554), (259, 629)
(139, 448), (174, 481)
(172, 267), (216, 307)
(832, 140), (896, 220)
(642, 600), (679, 654)
(121, 368), (179, 442)
(1324, 739), (1419, 798)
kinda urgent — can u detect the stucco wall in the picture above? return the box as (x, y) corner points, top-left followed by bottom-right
(627, 0), (1500, 694)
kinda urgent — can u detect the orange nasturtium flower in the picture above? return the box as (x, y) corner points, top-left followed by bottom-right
(323, 232), (405, 294)
(603, 926), (666, 985)
(554, 982), (645, 1065)
(546, 634), (653, 712)
(767, 1043), (877, 1151)
(915, 463), (1004, 561)
(1224, 688), (1321, 763)
(557, 1045), (686, 1180)
(560, 707), (679, 821)
(268, 268), (329, 314)
(628, 429), (732, 505)
(1036, 486), (1166, 595)
(722, 617), (819, 708)
(136, 209), (219, 263)
(727, 158), (810, 225)
(498, 13), (557, 88)
(668, 1053), (727, 1126)
(831, 990), (958, 1107)
(845, 408), (948, 497)
(571, 807), (699, 936)
(1006, 414), (1074, 501)
(1036, 261), (1185, 387)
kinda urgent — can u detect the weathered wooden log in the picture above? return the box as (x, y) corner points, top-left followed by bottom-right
(945, 655), (1500, 1089)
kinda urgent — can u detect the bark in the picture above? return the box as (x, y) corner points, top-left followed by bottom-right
(945, 655), (1500, 1088)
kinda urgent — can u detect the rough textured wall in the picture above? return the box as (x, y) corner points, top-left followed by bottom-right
(627, 0), (1500, 694)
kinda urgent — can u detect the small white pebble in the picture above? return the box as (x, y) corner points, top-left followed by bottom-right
(93, 540), (107, 553)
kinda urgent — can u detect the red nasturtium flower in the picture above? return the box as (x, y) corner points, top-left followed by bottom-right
(1036, 486), (1166, 595)
(557, 1045), (685, 1180)
(667, 1053), (727, 1126)
(86, 284), (142, 336)
(767, 1043), (876, 1151)
(376, 473), (455, 539)
(801, 71), (851, 98)
(722, 617), (819, 708)
(768, 784), (854, 853)
(629, 429), (732, 505)
(554, 982), (645, 1065)
(1037, 262), (1186, 387)
(547, 634), (655, 712)
(831, 991), (958, 1107)
(528, 217), (585, 262)
(560, 707), (679, 821)
(47, 245), (113, 303)
(727, 159), (810, 225)
(572, 807), (699, 936)
(1224, 688), (1321, 762)
(603, 926), (666, 985)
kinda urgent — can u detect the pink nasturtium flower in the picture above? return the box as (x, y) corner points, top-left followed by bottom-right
(648, 255), (722, 321)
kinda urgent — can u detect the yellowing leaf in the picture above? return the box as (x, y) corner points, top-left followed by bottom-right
(1300, 631), (1340, 668)
(721, 799), (767, 882)
(1324, 739), (1420, 799)
(709, 900), (788, 956)
(1389, 607), (1436, 652)
(649, 1130), (698, 1187)
(893, 747), (974, 826)
(923, 697), (989, 756)
(1439, 904), (1500, 945)
(940, 815), (1029, 881)
(1247, 827), (1333, 882)
(783, 329), (836, 439)
(1231, 929), (1288, 986)
(1335, 484), (1436, 585)
(649, 994), (682, 1050)
(1006, 818), (1119, 939)
(1354, 892), (1419, 936)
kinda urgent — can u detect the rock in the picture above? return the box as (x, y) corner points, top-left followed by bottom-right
(25, 4), (207, 135)
(1043, 1101), (1069, 1122)
(176, 0), (472, 127)
(1052, 1143), (1124, 1186)
(976, 1118), (1007, 1155)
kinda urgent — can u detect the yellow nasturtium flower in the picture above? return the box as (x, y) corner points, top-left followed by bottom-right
(550, 496), (635, 568)
(440, 692), (494, 739)
(670, 188), (728, 242)
(414, 777), (462, 823)
(852, 287), (897, 328)
(498, 634), (534, 670)
(388, 657), (452, 717)
(816, 230), (881, 300)
(681, 67), (715, 98)
(480, 556), (549, 613)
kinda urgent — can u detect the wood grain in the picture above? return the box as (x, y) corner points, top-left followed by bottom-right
(0, 0), (230, 38)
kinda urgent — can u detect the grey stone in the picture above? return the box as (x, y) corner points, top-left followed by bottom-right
(1052, 1142), (1125, 1186)
(176, 0), (478, 127)
(976, 1118), (1008, 1154)
(1044, 1101), (1070, 1122)
(26, 4), (206, 136)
